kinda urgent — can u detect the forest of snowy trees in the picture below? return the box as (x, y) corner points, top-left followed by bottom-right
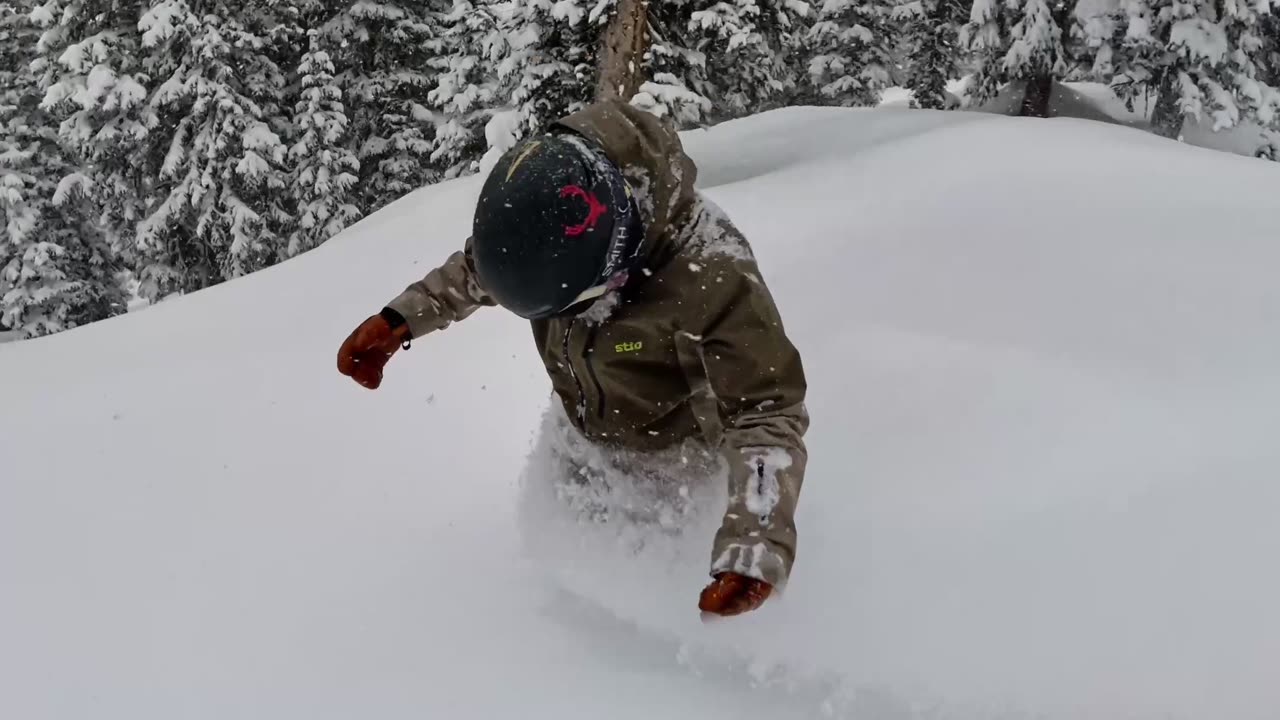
(2, 0), (1279, 338)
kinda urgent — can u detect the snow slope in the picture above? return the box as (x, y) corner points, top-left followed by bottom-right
(972, 80), (1280, 159)
(1064, 82), (1280, 158)
(884, 80), (1279, 160)
(3, 108), (1280, 720)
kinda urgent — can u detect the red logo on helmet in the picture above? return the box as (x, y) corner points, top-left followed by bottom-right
(560, 185), (608, 237)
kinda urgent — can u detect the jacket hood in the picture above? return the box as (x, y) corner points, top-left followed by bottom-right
(553, 101), (698, 266)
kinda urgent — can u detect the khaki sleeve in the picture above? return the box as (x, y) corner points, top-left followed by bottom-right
(384, 239), (495, 339)
(698, 257), (809, 589)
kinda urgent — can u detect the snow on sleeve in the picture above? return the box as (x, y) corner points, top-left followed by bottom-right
(742, 447), (792, 520)
(683, 196), (754, 261)
(711, 542), (775, 581)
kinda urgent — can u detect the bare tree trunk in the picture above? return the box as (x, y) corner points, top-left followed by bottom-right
(1018, 73), (1054, 117)
(595, 0), (650, 103)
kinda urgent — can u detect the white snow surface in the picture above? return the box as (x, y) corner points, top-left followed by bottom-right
(3, 107), (1280, 719)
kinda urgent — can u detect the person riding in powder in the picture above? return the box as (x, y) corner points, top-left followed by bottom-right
(337, 101), (808, 618)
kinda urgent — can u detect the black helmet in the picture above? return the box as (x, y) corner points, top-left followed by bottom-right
(472, 132), (643, 320)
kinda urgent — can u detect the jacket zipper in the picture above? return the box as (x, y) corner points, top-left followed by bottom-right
(562, 324), (587, 425)
(562, 322), (607, 427)
(582, 325), (606, 420)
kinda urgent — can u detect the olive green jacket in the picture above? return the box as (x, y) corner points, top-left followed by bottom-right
(386, 101), (809, 587)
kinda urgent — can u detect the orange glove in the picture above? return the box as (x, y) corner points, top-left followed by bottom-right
(337, 310), (411, 390)
(698, 572), (773, 618)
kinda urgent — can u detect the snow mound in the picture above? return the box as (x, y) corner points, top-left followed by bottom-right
(3, 107), (1280, 720)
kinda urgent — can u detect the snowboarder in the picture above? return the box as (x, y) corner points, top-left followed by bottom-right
(337, 100), (808, 618)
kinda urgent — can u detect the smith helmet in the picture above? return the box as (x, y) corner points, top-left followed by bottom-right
(472, 133), (643, 320)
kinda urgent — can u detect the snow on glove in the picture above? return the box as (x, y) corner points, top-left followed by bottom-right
(698, 572), (773, 618)
(337, 309), (411, 390)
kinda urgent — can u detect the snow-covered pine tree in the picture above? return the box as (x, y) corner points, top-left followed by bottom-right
(1262, 11), (1280, 88)
(1, 3), (40, 268)
(288, 35), (361, 256)
(476, 0), (600, 164)
(32, 0), (156, 288)
(1071, 0), (1116, 79)
(961, 0), (1008, 104)
(677, 0), (812, 119)
(1005, 0), (1070, 114)
(321, 1), (447, 212)
(896, 0), (967, 108)
(431, 0), (808, 169)
(1, 1), (123, 337)
(632, 0), (715, 125)
(808, 0), (895, 107)
(1078, 0), (1280, 138)
(132, 1), (292, 292)
(1260, 11), (1280, 158)
(1264, 10), (1280, 85)
(472, 0), (810, 141)
(426, 0), (505, 176)
(961, 0), (1075, 113)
